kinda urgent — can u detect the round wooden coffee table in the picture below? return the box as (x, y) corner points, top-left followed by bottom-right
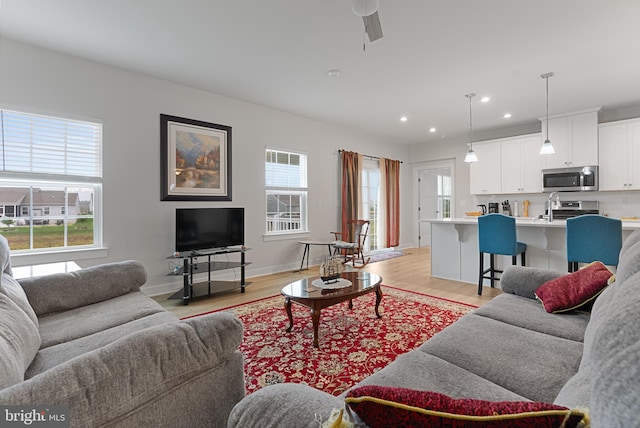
(281, 271), (382, 348)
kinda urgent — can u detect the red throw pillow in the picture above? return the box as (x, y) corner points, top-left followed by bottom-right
(344, 386), (587, 428)
(535, 261), (614, 313)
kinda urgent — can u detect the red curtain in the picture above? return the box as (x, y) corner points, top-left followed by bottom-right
(382, 158), (400, 247)
(341, 151), (362, 242)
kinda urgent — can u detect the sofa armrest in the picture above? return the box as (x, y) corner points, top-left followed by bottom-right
(229, 383), (342, 428)
(18, 260), (147, 316)
(0, 312), (245, 427)
(500, 266), (566, 299)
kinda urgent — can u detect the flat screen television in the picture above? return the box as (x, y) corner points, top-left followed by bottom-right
(175, 207), (244, 253)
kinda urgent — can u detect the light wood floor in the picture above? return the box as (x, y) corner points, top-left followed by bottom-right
(153, 247), (502, 319)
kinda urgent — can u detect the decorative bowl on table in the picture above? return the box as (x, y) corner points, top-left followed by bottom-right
(319, 256), (344, 283)
(465, 211), (482, 217)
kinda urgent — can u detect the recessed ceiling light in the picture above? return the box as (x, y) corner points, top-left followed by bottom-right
(429, 127), (436, 133)
(400, 116), (408, 122)
(480, 96), (490, 103)
(503, 113), (512, 119)
(327, 69), (342, 77)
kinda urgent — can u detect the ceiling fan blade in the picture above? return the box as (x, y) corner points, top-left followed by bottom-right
(362, 11), (383, 42)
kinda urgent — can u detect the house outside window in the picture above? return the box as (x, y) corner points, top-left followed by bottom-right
(0, 109), (102, 252)
(265, 148), (307, 234)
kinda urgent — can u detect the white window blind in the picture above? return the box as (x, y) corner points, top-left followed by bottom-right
(265, 149), (307, 189)
(0, 109), (102, 180)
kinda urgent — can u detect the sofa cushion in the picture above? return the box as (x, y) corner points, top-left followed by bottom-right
(553, 369), (591, 409)
(349, 348), (528, 402)
(26, 311), (177, 378)
(0, 293), (41, 389)
(612, 231), (640, 284)
(344, 386), (587, 428)
(582, 270), (640, 369)
(0, 234), (38, 327)
(534, 261), (614, 313)
(0, 234), (13, 276)
(591, 339), (640, 427)
(1, 272), (38, 327)
(37, 291), (168, 348)
(583, 270), (640, 426)
(418, 314), (583, 403)
(473, 294), (590, 342)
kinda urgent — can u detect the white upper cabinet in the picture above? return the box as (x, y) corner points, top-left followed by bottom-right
(599, 118), (640, 191)
(501, 134), (543, 194)
(541, 110), (599, 169)
(469, 141), (501, 195)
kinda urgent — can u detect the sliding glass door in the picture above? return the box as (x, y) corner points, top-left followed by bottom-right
(361, 160), (380, 252)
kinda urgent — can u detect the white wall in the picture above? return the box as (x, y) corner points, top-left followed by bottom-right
(0, 38), (412, 295)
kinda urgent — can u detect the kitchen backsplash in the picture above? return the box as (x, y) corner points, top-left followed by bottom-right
(471, 191), (640, 220)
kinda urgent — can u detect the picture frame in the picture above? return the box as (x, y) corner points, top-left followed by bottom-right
(160, 114), (232, 201)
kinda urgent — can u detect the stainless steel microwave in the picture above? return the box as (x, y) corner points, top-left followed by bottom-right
(542, 166), (598, 192)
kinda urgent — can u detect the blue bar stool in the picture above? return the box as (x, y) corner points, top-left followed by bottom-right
(566, 214), (622, 272)
(478, 214), (527, 295)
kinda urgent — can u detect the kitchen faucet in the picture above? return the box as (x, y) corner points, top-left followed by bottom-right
(547, 192), (560, 223)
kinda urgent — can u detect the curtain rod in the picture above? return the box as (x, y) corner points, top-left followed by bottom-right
(338, 149), (403, 164)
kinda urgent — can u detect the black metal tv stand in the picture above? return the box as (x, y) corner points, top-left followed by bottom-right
(167, 247), (251, 305)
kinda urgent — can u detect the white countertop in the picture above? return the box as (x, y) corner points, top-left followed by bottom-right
(421, 217), (640, 230)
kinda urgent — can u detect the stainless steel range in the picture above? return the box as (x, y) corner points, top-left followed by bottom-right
(551, 200), (599, 220)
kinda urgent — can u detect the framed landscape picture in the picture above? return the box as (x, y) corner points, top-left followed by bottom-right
(160, 114), (232, 201)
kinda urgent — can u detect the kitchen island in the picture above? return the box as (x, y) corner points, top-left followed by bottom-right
(423, 217), (640, 289)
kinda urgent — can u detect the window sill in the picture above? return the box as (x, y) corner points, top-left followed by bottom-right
(263, 231), (310, 242)
(10, 247), (109, 267)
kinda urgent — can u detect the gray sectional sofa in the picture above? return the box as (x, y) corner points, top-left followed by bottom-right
(0, 235), (245, 428)
(228, 230), (640, 427)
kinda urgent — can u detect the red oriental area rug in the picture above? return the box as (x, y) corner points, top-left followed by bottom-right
(191, 286), (475, 396)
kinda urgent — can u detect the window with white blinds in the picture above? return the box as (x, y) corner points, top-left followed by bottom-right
(265, 148), (308, 234)
(0, 109), (102, 253)
(0, 109), (101, 179)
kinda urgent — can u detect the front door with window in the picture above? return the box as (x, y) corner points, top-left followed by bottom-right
(418, 166), (452, 247)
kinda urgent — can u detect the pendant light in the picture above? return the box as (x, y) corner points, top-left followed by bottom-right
(352, 0), (379, 16)
(540, 72), (555, 155)
(464, 93), (478, 163)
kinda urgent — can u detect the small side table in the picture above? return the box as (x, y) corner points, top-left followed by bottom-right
(297, 240), (334, 272)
